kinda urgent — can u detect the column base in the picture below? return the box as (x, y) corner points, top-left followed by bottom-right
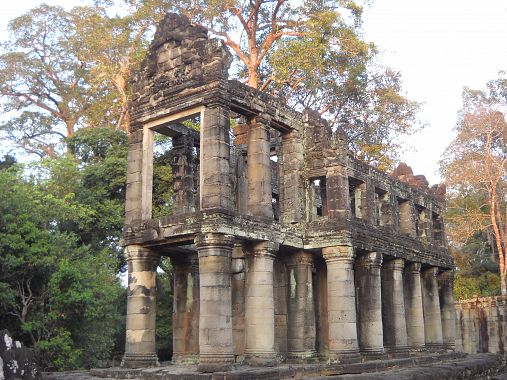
(121, 353), (159, 368)
(443, 343), (456, 351)
(286, 350), (318, 363)
(171, 353), (199, 365)
(360, 347), (385, 360)
(384, 346), (410, 358)
(198, 353), (235, 373)
(245, 351), (280, 366)
(408, 344), (426, 353)
(425, 343), (446, 351)
(327, 349), (362, 364)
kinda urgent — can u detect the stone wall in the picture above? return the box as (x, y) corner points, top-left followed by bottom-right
(455, 296), (507, 354)
(0, 330), (39, 380)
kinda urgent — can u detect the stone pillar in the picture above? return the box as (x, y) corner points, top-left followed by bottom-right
(195, 233), (234, 372)
(381, 258), (409, 356)
(172, 134), (198, 214)
(232, 242), (246, 360)
(280, 129), (304, 224)
(454, 303), (464, 352)
(355, 252), (384, 358)
(438, 270), (456, 350)
(322, 245), (361, 363)
(421, 267), (444, 350)
(487, 299), (500, 353)
(462, 303), (476, 353)
(325, 164), (350, 221)
(171, 254), (199, 364)
(125, 130), (143, 224)
(122, 245), (160, 368)
(403, 262), (426, 350)
(200, 105), (232, 210)
(273, 257), (289, 356)
(247, 115), (273, 219)
(245, 241), (278, 365)
(125, 129), (153, 223)
(286, 251), (317, 360)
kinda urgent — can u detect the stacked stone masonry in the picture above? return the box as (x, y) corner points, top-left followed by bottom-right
(121, 13), (457, 371)
(455, 296), (507, 354)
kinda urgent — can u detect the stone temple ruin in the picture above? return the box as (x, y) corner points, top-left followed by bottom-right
(121, 13), (456, 372)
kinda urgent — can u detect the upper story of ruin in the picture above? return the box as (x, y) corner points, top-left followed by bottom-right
(123, 13), (452, 269)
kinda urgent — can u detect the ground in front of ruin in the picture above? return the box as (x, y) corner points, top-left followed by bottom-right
(42, 352), (507, 380)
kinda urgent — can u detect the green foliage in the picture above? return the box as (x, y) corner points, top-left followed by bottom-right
(156, 260), (173, 361)
(452, 230), (501, 300)
(0, 166), (124, 370)
(454, 272), (501, 301)
(442, 72), (507, 294)
(34, 329), (82, 371)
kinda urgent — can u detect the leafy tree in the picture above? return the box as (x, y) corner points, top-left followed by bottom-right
(442, 73), (507, 294)
(0, 166), (123, 370)
(72, 1), (171, 133)
(156, 258), (173, 361)
(0, 5), (106, 157)
(169, 0), (420, 168)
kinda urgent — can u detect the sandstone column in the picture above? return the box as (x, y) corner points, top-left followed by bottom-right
(247, 115), (273, 219)
(403, 262), (426, 350)
(172, 134), (198, 214)
(280, 129), (304, 224)
(245, 241), (278, 365)
(454, 303), (464, 352)
(381, 258), (409, 356)
(325, 164), (350, 220)
(322, 245), (361, 363)
(487, 299), (500, 353)
(195, 233), (234, 372)
(355, 252), (384, 358)
(421, 266), (444, 350)
(232, 242), (246, 359)
(287, 251), (317, 360)
(125, 129), (153, 223)
(171, 254), (199, 364)
(461, 302), (475, 353)
(200, 105), (232, 210)
(438, 270), (456, 350)
(122, 245), (160, 368)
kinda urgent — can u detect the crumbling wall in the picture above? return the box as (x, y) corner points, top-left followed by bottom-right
(455, 296), (507, 354)
(0, 330), (39, 380)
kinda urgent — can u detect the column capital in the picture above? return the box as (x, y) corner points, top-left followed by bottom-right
(438, 269), (454, 283)
(250, 113), (271, 127)
(124, 245), (160, 264)
(251, 240), (279, 258)
(170, 253), (199, 269)
(405, 262), (422, 274)
(355, 251), (383, 269)
(424, 266), (440, 277)
(322, 245), (355, 263)
(383, 257), (405, 271)
(287, 250), (314, 267)
(194, 233), (234, 250)
(325, 163), (347, 175)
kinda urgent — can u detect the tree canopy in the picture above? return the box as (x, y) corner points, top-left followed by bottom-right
(441, 73), (507, 295)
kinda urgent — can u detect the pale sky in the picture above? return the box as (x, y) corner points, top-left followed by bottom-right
(1, 0), (506, 184)
(362, 0), (507, 183)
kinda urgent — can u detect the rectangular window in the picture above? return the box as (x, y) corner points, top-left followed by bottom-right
(349, 178), (365, 219)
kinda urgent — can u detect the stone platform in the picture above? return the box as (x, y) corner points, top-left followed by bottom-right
(58, 352), (506, 380)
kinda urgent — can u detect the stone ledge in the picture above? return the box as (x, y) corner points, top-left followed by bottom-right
(83, 352), (505, 380)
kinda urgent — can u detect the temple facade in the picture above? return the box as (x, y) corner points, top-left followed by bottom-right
(120, 13), (456, 372)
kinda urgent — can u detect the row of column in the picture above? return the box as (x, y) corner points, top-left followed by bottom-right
(121, 240), (456, 369)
